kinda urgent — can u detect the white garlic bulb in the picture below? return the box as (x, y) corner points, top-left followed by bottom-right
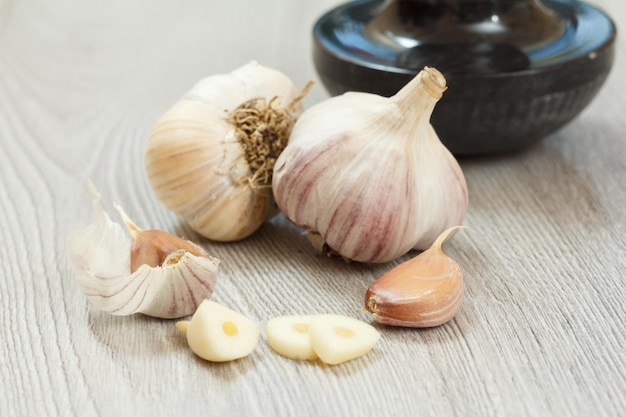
(67, 184), (219, 319)
(272, 67), (468, 263)
(145, 61), (307, 242)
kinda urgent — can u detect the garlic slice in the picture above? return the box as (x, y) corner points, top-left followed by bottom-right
(308, 314), (380, 365)
(266, 315), (319, 361)
(176, 300), (259, 362)
(67, 184), (219, 319)
(265, 314), (379, 364)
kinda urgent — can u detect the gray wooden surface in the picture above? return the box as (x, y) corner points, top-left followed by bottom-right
(1, 0), (625, 416)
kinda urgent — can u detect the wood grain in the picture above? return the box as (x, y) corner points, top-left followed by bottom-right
(1, 0), (625, 416)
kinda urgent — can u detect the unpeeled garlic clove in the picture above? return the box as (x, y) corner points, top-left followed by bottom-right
(365, 227), (464, 327)
(67, 184), (219, 319)
(116, 207), (208, 273)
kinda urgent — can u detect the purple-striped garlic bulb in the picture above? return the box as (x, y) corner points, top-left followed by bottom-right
(272, 67), (468, 263)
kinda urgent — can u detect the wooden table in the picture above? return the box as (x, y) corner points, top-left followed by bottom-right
(1, 1), (624, 416)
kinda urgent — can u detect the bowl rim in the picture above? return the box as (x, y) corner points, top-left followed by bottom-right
(312, 0), (617, 80)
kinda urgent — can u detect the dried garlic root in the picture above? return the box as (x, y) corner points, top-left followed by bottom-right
(266, 314), (380, 365)
(176, 300), (259, 362)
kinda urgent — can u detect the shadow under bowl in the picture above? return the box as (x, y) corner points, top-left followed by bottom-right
(312, 0), (616, 155)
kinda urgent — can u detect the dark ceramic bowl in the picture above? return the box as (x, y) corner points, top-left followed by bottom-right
(313, 0), (616, 155)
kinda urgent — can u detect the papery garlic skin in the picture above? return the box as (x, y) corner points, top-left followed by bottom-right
(365, 226), (464, 327)
(67, 185), (219, 319)
(272, 67), (468, 263)
(146, 61), (304, 242)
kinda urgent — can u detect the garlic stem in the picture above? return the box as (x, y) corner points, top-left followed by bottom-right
(391, 67), (447, 128)
(431, 225), (466, 252)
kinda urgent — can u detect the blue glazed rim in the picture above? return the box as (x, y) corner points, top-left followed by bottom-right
(313, 0), (617, 78)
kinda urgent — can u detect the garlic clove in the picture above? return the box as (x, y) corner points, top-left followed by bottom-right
(308, 314), (380, 365)
(178, 300), (260, 362)
(145, 61), (309, 242)
(364, 226), (464, 327)
(266, 315), (318, 361)
(272, 66), (468, 263)
(67, 184), (219, 319)
(114, 203), (208, 273)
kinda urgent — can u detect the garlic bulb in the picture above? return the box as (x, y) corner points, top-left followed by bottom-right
(145, 61), (308, 242)
(272, 67), (468, 263)
(365, 226), (464, 327)
(67, 184), (219, 319)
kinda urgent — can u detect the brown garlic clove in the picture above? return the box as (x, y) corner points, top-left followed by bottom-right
(116, 206), (210, 273)
(129, 230), (205, 273)
(364, 226), (464, 327)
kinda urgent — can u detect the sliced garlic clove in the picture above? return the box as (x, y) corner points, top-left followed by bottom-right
(308, 314), (380, 365)
(365, 226), (464, 327)
(67, 184), (219, 319)
(179, 300), (260, 362)
(266, 315), (318, 361)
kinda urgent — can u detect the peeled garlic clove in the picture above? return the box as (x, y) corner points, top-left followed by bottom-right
(266, 315), (318, 361)
(308, 314), (380, 365)
(272, 67), (468, 263)
(67, 184), (219, 319)
(178, 300), (259, 362)
(365, 226), (464, 327)
(146, 61), (308, 242)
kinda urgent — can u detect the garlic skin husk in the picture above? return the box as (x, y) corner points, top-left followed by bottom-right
(67, 185), (219, 319)
(146, 61), (305, 242)
(365, 226), (464, 327)
(272, 67), (468, 263)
